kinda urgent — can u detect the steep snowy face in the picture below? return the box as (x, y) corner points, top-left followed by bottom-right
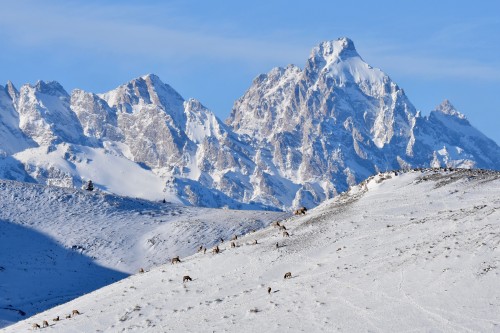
(0, 83), (36, 155)
(228, 65), (302, 137)
(16, 81), (86, 146)
(185, 98), (229, 144)
(71, 90), (122, 142)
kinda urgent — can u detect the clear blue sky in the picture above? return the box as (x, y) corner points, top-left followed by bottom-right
(1, 0), (499, 144)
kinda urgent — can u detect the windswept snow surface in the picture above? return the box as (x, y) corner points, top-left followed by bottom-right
(4, 169), (500, 332)
(0, 181), (287, 328)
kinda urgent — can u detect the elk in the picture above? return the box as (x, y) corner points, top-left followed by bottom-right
(284, 272), (292, 279)
(212, 245), (220, 254)
(268, 287), (272, 294)
(294, 207), (307, 215)
(171, 256), (181, 264)
(279, 225), (287, 231)
(32, 323), (41, 330)
(272, 221), (281, 228)
(183, 275), (192, 282)
(253, 239), (258, 245)
(231, 241), (236, 248)
(65, 314), (72, 319)
(231, 235), (238, 241)
(139, 268), (144, 273)
(203, 247), (207, 254)
(53, 316), (60, 322)
(283, 231), (290, 237)
(72, 310), (80, 316)
(42, 320), (49, 328)
(198, 245), (203, 252)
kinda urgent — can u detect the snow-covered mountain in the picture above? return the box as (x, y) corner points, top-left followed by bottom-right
(3, 168), (499, 332)
(0, 38), (499, 210)
(0, 179), (287, 327)
(227, 37), (500, 208)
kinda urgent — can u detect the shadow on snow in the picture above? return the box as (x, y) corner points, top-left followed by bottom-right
(0, 220), (128, 328)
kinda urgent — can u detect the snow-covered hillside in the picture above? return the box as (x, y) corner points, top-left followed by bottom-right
(0, 181), (287, 328)
(4, 168), (499, 332)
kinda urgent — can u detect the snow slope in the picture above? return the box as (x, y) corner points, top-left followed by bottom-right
(0, 181), (287, 328)
(4, 168), (499, 332)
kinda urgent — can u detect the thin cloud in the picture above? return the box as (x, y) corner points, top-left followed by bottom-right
(372, 54), (500, 81)
(357, 36), (500, 82)
(0, 1), (306, 64)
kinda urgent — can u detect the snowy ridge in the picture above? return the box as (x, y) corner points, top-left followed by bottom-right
(0, 179), (288, 327)
(0, 38), (499, 210)
(3, 168), (499, 332)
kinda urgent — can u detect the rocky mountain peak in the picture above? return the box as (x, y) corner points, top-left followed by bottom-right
(5, 81), (18, 101)
(434, 99), (466, 120)
(304, 37), (387, 92)
(140, 73), (163, 86)
(312, 37), (358, 62)
(33, 80), (69, 97)
(100, 74), (186, 126)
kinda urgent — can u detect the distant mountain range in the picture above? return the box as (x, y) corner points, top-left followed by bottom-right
(1, 37), (499, 210)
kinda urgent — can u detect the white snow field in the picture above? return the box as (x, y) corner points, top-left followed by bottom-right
(0, 180), (288, 328)
(3, 168), (500, 332)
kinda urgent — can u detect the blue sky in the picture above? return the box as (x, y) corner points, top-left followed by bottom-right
(1, 0), (499, 144)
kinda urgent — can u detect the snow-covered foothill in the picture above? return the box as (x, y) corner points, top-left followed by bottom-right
(0, 180), (288, 328)
(4, 168), (499, 332)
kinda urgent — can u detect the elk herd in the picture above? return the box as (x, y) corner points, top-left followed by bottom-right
(32, 310), (80, 329)
(168, 206), (306, 292)
(29, 206), (308, 330)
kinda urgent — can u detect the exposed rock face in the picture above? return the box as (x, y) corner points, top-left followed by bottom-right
(17, 81), (86, 146)
(0, 83), (36, 155)
(227, 38), (500, 207)
(0, 39), (499, 210)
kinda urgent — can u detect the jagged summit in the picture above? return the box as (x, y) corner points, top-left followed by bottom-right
(99, 74), (186, 127)
(5, 81), (18, 101)
(33, 80), (69, 97)
(139, 73), (162, 83)
(434, 99), (466, 119)
(305, 37), (388, 89)
(311, 37), (359, 62)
